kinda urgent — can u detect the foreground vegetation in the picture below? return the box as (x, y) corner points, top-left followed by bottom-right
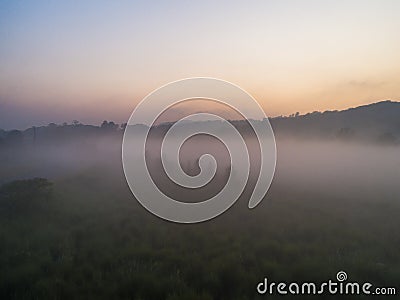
(0, 165), (399, 299)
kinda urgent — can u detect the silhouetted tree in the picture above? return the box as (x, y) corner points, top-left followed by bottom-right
(101, 120), (119, 132)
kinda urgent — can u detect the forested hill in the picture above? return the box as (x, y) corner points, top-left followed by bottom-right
(0, 101), (399, 146)
(271, 100), (400, 142)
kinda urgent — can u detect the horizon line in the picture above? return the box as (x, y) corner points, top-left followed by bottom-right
(1, 99), (399, 132)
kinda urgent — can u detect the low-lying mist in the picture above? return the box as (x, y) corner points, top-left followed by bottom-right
(1, 131), (398, 204)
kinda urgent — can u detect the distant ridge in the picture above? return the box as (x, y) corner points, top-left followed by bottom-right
(312, 100), (397, 114)
(0, 101), (399, 145)
(271, 100), (400, 142)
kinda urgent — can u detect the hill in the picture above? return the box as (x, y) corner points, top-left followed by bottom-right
(0, 101), (399, 146)
(271, 100), (400, 143)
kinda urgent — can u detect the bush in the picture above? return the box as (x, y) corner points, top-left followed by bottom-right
(0, 178), (53, 215)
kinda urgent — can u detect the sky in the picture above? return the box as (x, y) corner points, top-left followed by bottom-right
(0, 0), (400, 129)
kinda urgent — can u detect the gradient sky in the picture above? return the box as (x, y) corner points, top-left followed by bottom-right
(1, 0), (400, 129)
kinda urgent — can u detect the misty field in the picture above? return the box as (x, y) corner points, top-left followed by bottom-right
(0, 129), (399, 299)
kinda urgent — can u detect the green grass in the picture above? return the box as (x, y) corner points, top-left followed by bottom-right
(0, 170), (399, 299)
